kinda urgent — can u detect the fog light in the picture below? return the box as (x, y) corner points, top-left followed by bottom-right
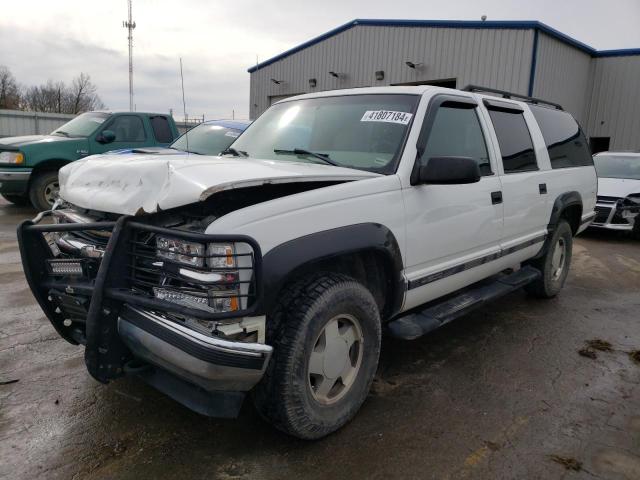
(47, 259), (84, 276)
(153, 286), (240, 313)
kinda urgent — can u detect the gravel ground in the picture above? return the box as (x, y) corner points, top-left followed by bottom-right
(1, 200), (639, 480)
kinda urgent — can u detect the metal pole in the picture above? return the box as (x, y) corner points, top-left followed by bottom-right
(123, 0), (136, 111)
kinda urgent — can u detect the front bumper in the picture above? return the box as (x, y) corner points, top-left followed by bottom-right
(591, 201), (637, 231)
(0, 168), (31, 194)
(17, 214), (266, 418)
(118, 305), (271, 392)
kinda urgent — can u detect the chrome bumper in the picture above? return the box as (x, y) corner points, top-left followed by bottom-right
(118, 306), (272, 392)
(0, 169), (31, 181)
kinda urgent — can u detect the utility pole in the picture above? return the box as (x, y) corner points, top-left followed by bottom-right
(122, 0), (136, 111)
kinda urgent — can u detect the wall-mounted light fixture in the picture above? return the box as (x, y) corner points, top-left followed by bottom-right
(405, 61), (424, 69)
(309, 78), (317, 88)
(328, 71), (340, 78)
(270, 78), (283, 84)
(375, 70), (385, 81)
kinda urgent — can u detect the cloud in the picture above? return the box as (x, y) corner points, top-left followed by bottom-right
(1, 0), (639, 121)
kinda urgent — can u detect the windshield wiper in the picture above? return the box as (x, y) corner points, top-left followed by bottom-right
(220, 147), (248, 157)
(53, 130), (70, 137)
(273, 148), (338, 166)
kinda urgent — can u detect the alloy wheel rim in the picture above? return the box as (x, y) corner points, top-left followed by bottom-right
(551, 238), (566, 281)
(44, 181), (59, 206)
(307, 313), (364, 405)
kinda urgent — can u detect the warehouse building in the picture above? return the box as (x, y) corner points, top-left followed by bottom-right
(248, 20), (640, 152)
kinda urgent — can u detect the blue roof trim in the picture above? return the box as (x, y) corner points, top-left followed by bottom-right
(247, 19), (639, 72)
(596, 48), (640, 58)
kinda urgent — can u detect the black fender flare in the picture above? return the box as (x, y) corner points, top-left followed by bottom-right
(533, 191), (583, 259)
(260, 223), (405, 318)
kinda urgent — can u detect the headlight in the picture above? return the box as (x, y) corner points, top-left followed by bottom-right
(156, 236), (205, 267)
(154, 237), (241, 314)
(0, 151), (24, 164)
(156, 238), (236, 269)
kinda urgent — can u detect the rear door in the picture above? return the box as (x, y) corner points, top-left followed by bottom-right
(403, 93), (504, 310)
(480, 98), (548, 262)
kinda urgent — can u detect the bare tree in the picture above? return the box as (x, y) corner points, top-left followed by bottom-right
(21, 74), (105, 114)
(22, 80), (67, 113)
(0, 66), (21, 109)
(65, 73), (105, 113)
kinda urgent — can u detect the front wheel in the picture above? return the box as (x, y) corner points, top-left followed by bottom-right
(253, 273), (381, 439)
(526, 219), (573, 298)
(29, 170), (59, 211)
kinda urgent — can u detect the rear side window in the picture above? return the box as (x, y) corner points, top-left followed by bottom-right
(150, 116), (174, 143)
(422, 106), (491, 175)
(529, 105), (593, 168)
(487, 107), (537, 173)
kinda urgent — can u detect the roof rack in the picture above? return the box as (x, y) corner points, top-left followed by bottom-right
(461, 85), (564, 110)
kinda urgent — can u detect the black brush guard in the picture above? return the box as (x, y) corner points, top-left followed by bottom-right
(17, 214), (263, 383)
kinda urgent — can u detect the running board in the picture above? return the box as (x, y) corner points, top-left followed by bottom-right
(388, 266), (541, 340)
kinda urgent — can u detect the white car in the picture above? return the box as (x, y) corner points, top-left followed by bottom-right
(18, 85), (597, 439)
(592, 151), (640, 237)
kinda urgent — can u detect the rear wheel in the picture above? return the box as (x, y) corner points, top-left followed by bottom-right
(253, 273), (381, 439)
(1, 194), (31, 206)
(526, 219), (573, 298)
(29, 170), (59, 211)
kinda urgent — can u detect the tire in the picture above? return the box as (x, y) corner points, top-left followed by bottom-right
(252, 273), (381, 439)
(29, 170), (59, 211)
(525, 219), (573, 298)
(1, 194), (31, 206)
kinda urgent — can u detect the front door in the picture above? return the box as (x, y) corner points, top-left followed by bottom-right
(403, 94), (504, 310)
(90, 115), (150, 154)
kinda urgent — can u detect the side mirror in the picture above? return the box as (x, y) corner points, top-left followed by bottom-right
(415, 156), (481, 185)
(96, 130), (116, 144)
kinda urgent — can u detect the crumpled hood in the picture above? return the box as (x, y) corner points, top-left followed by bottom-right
(59, 153), (378, 215)
(0, 134), (77, 148)
(598, 177), (640, 198)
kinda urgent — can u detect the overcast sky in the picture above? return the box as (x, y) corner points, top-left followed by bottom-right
(1, 0), (639, 120)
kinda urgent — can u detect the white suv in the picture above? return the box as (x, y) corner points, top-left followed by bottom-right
(18, 85), (597, 439)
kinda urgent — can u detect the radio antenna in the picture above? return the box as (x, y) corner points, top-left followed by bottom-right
(179, 57), (189, 155)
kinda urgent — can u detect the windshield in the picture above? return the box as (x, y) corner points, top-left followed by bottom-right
(51, 112), (110, 137)
(230, 94), (420, 173)
(170, 123), (244, 155)
(594, 154), (640, 180)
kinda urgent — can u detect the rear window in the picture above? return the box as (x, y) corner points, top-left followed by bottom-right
(530, 105), (592, 168)
(150, 116), (174, 143)
(487, 108), (538, 173)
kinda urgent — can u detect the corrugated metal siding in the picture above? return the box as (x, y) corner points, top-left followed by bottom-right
(584, 56), (640, 150)
(250, 25), (534, 118)
(0, 109), (76, 138)
(532, 33), (592, 124)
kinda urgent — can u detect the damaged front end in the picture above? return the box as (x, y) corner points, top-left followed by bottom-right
(592, 194), (640, 232)
(17, 206), (270, 418)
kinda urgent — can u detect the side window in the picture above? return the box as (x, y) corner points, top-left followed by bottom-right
(529, 105), (593, 168)
(487, 107), (537, 173)
(421, 105), (491, 175)
(107, 115), (146, 142)
(150, 115), (174, 143)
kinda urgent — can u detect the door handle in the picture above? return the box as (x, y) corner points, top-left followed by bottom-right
(491, 191), (503, 205)
(539, 183), (547, 194)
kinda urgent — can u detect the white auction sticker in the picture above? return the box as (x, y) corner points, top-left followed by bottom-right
(225, 131), (240, 138)
(361, 110), (413, 125)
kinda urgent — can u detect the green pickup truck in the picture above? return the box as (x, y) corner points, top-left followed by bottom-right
(0, 111), (179, 210)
